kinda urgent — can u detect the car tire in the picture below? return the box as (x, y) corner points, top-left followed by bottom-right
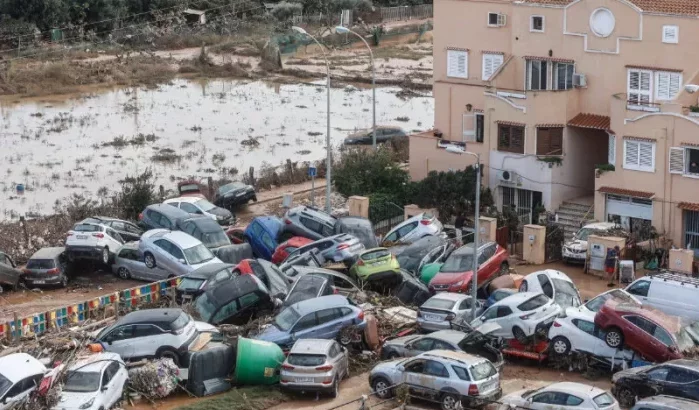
(512, 326), (528, 344)
(144, 252), (156, 269)
(605, 327), (624, 348)
(338, 327), (355, 346)
(329, 377), (339, 398)
(440, 393), (461, 410)
(616, 387), (636, 407)
(157, 349), (180, 367)
(102, 247), (110, 265)
(551, 336), (571, 355)
(519, 281), (528, 292)
(372, 377), (392, 399)
(498, 262), (509, 276)
(117, 267), (131, 280)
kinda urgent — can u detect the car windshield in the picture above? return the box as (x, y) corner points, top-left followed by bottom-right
(287, 354), (327, 366)
(585, 290), (636, 312)
(0, 374), (11, 398)
(63, 371), (101, 392)
(201, 231), (231, 248)
(195, 294), (217, 321)
(73, 224), (101, 232)
(274, 307), (301, 331)
(26, 259), (55, 269)
(361, 249), (390, 261)
(518, 294), (549, 311)
(592, 392), (615, 406)
(195, 199), (217, 212)
(219, 182), (245, 194)
(178, 277), (206, 291)
(171, 312), (190, 331)
(422, 298), (456, 310)
(470, 361), (496, 381)
(184, 244), (215, 265)
(180, 183), (199, 192)
(441, 253), (474, 273)
(574, 228), (605, 241)
(551, 278), (581, 308)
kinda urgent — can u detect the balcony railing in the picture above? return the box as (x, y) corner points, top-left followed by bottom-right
(626, 100), (661, 113)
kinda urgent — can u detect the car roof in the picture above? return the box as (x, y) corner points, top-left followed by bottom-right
(289, 339), (333, 354)
(156, 230), (203, 248)
(452, 242), (494, 255)
(429, 330), (468, 345)
(611, 301), (677, 329)
(580, 222), (617, 230)
(188, 263), (235, 279)
(207, 275), (263, 304)
(419, 349), (484, 364)
(293, 266), (354, 281)
(429, 292), (469, 302)
(181, 217), (223, 233)
(668, 359), (699, 371)
(251, 216), (283, 234)
(288, 206), (336, 223)
(30, 247), (65, 259)
(638, 395), (699, 409)
(146, 203), (190, 218)
(290, 295), (350, 315)
(117, 308), (184, 326)
(545, 382), (607, 396)
(0, 353), (46, 382)
(493, 291), (544, 306)
(68, 352), (122, 372)
(565, 307), (596, 321)
(527, 269), (573, 282)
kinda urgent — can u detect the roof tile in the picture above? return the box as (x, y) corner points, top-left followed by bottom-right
(496, 120), (526, 127)
(679, 202), (699, 212)
(524, 55), (574, 64)
(598, 186), (655, 198)
(520, 0), (699, 16)
(567, 113), (611, 131)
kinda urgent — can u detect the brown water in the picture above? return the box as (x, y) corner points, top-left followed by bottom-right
(0, 79), (433, 220)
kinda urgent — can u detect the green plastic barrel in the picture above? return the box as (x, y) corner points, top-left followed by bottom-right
(419, 263), (443, 285)
(234, 337), (285, 385)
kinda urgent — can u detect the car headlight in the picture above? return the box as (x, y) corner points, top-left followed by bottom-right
(452, 280), (463, 287)
(79, 398), (95, 409)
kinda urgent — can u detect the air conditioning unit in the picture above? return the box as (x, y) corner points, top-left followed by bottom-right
(573, 73), (587, 87)
(497, 169), (520, 184)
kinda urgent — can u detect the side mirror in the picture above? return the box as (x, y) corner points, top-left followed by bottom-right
(397, 365), (405, 372)
(101, 386), (108, 392)
(480, 316), (486, 321)
(178, 259), (186, 265)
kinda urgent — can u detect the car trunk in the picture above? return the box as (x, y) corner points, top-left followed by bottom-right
(283, 354), (331, 383)
(418, 307), (452, 322)
(23, 259), (60, 282)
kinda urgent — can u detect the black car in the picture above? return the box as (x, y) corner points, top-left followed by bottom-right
(0, 250), (21, 292)
(176, 263), (235, 302)
(393, 269), (431, 306)
(343, 126), (407, 145)
(334, 216), (378, 250)
(82, 216), (143, 242)
(194, 274), (276, 325)
(213, 182), (257, 210)
(139, 204), (190, 231)
(390, 235), (454, 275)
(612, 359), (699, 407)
(632, 395), (699, 410)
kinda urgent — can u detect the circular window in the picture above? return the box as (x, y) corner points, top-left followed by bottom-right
(589, 8), (615, 38)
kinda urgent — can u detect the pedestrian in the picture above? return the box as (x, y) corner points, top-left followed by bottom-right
(454, 211), (465, 243)
(605, 246), (620, 287)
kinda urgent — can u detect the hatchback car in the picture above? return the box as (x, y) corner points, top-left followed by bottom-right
(139, 229), (223, 276)
(93, 308), (217, 366)
(391, 235), (454, 276)
(0, 353), (47, 410)
(22, 247), (69, 288)
(244, 216), (283, 260)
(255, 295), (366, 349)
(283, 270), (364, 308)
(485, 289), (517, 308)
(343, 126), (407, 145)
(471, 292), (561, 343)
(138, 203), (191, 231)
(165, 196), (234, 226)
(213, 181), (257, 210)
(278, 249), (326, 282)
(612, 360), (699, 407)
(631, 395), (699, 410)
(175, 263), (235, 302)
(57, 352), (127, 410)
(272, 237), (314, 264)
(66, 222), (125, 265)
(417, 293), (484, 332)
(428, 242), (509, 294)
(194, 274), (277, 325)
(80, 216), (143, 242)
(112, 242), (169, 281)
(519, 269), (582, 310)
(287, 234), (364, 266)
(562, 222), (617, 264)
(282, 206), (337, 241)
(349, 247), (401, 282)
(0, 251), (21, 292)
(280, 339), (349, 398)
(370, 350), (501, 410)
(501, 382), (619, 410)
(382, 212), (443, 245)
(594, 300), (694, 362)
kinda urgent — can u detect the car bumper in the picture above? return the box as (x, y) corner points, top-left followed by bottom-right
(66, 246), (103, 260)
(23, 274), (64, 286)
(562, 248), (586, 262)
(464, 387), (503, 407)
(416, 317), (451, 332)
(361, 270), (401, 282)
(280, 382), (336, 392)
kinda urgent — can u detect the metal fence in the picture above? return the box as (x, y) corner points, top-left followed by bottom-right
(380, 4), (433, 22)
(369, 202), (405, 237)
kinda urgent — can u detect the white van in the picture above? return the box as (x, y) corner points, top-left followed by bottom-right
(562, 222), (617, 264)
(625, 272), (699, 321)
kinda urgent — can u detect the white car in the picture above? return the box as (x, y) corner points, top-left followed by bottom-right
(519, 269), (582, 310)
(499, 382), (620, 410)
(0, 353), (47, 409)
(164, 197), (234, 226)
(54, 352), (127, 410)
(66, 222), (126, 265)
(382, 212), (443, 244)
(562, 222), (617, 264)
(548, 307), (634, 361)
(580, 289), (639, 313)
(470, 292), (561, 342)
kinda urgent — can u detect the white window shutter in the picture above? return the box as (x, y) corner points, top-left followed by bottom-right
(482, 53), (503, 81)
(669, 73), (681, 99)
(656, 72), (670, 100)
(628, 70), (652, 105)
(608, 134), (616, 165)
(669, 147), (685, 174)
(624, 140), (639, 167)
(640, 71), (651, 103)
(462, 113), (475, 141)
(639, 142), (654, 169)
(663, 25), (679, 44)
(447, 50), (468, 78)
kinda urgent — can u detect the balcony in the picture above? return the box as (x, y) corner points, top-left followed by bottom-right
(484, 87), (581, 126)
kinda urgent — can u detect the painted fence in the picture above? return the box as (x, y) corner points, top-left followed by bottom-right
(0, 277), (181, 341)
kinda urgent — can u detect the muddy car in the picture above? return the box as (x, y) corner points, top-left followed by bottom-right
(612, 360), (699, 407)
(0, 250), (21, 292)
(22, 247), (69, 288)
(194, 274), (277, 325)
(213, 181), (257, 210)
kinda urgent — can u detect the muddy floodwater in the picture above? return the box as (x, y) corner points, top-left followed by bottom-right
(0, 79), (434, 220)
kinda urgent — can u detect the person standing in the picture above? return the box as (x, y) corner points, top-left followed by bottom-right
(454, 212), (465, 244)
(605, 246), (620, 287)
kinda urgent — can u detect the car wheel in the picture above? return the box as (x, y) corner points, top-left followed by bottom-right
(519, 281), (528, 292)
(498, 262), (509, 276)
(551, 336), (571, 355)
(144, 252), (156, 269)
(338, 327), (355, 346)
(329, 377), (339, 398)
(117, 267), (131, 280)
(616, 387), (636, 407)
(157, 349), (180, 367)
(102, 247), (110, 265)
(605, 327), (624, 348)
(512, 326), (528, 344)
(372, 377), (392, 399)
(441, 393), (461, 410)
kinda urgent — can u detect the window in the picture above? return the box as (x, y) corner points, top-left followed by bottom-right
(482, 53), (504, 80)
(627, 280), (650, 297)
(488, 12), (506, 27)
(646, 366), (669, 381)
(526, 60), (548, 91)
(411, 338), (435, 352)
(405, 360), (425, 373)
(536, 127), (563, 155)
(530, 15), (544, 32)
(518, 294), (549, 311)
(623, 140), (655, 172)
(180, 203), (200, 214)
(458, 298), (474, 310)
(300, 216), (322, 233)
(655, 71), (682, 100)
(685, 210), (699, 254)
(261, 232), (276, 251)
(433, 340), (454, 350)
(316, 308), (341, 324)
(125, 223), (142, 234)
(447, 50), (468, 79)
(537, 274), (553, 297)
(134, 324), (162, 337)
(452, 366), (471, 381)
(502, 187), (540, 225)
(573, 319), (596, 336)
(497, 124), (524, 153)
(669, 147), (699, 176)
(462, 113), (484, 143)
(424, 360), (449, 377)
(107, 325), (135, 341)
(212, 300), (238, 323)
(628, 69), (652, 106)
(653, 326), (673, 346)
(668, 367), (699, 383)
(496, 306), (513, 317)
(662, 25), (679, 44)
(239, 292), (261, 309)
(293, 314), (317, 331)
(554, 63), (574, 90)
(608, 134), (616, 165)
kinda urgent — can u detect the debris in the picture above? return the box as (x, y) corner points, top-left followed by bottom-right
(128, 358), (181, 399)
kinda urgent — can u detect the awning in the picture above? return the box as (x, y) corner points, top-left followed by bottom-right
(568, 113), (611, 131)
(679, 202), (699, 212)
(598, 186), (654, 199)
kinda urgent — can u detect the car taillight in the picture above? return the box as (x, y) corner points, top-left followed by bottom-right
(357, 310), (365, 321)
(46, 268), (59, 275)
(553, 321), (562, 327)
(337, 243), (350, 250)
(92, 233), (104, 238)
(138, 213), (143, 220)
(285, 219), (292, 225)
(520, 313), (533, 320)
(468, 384), (479, 396)
(315, 365), (333, 371)
(281, 364), (295, 370)
(66, 232), (73, 237)
(445, 313), (456, 321)
(420, 219), (431, 225)
(356, 259), (364, 266)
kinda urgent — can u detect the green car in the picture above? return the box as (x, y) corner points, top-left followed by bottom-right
(419, 262), (443, 285)
(350, 247), (401, 282)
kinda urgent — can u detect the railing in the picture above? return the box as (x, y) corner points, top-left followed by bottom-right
(380, 5), (433, 22)
(626, 100), (661, 113)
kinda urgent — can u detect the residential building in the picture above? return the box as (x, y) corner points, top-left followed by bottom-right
(410, 0), (699, 246)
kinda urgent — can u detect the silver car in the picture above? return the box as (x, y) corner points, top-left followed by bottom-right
(287, 234), (365, 265)
(282, 206), (337, 241)
(280, 339), (349, 397)
(138, 229), (223, 277)
(382, 212), (443, 245)
(417, 292), (484, 332)
(370, 350), (502, 410)
(112, 242), (170, 281)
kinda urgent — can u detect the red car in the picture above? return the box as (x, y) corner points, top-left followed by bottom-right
(594, 300), (689, 362)
(271, 236), (314, 264)
(429, 241), (509, 293)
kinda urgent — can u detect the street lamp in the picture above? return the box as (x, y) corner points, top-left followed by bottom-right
(335, 26), (377, 150)
(446, 145), (481, 321)
(292, 26), (332, 213)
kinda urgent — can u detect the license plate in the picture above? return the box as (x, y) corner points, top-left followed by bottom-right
(76, 235), (87, 239)
(33, 280), (46, 284)
(296, 377), (314, 383)
(424, 314), (441, 321)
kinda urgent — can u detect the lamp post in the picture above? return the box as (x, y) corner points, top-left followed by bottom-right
(334, 26), (377, 150)
(292, 26), (332, 213)
(446, 145), (481, 321)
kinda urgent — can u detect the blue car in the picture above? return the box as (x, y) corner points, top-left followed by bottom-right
(254, 295), (366, 349)
(485, 288), (517, 308)
(244, 216), (282, 260)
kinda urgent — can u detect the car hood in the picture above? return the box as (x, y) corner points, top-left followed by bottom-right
(55, 391), (97, 409)
(430, 271), (471, 285)
(194, 321), (219, 333)
(613, 365), (651, 382)
(208, 207), (233, 218)
(384, 335), (418, 347)
(254, 324), (288, 343)
(564, 239), (588, 250)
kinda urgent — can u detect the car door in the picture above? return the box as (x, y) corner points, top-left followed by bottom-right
(211, 299), (240, 325)
(120, 248), (147, 280)
(260, 231), (277, 259)
(456, 298), (473, 318)
(153, 239), (178, 273)
(291, 313), (318, 341)
(571, 319), (612, 357)
(664, 366), (699, 400)
(397, 222), (419, 243)
(315, 308), (345, 339)
(99, 363), (115, 407)
(402, 359), (427, 397)
(0, 253), (19, 287)
(420, 360), (449, 400)
(495, 305), (515, 336)
(1, 376), (38, 408)
(405, 337), (435, 357)
(642, 366), (671, 398)
(101, 325), (137, 359)
(106, 228), (125, 249)
(477, 245), (496, 283)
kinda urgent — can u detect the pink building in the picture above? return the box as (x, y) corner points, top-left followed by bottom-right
(411, 0), (699, 247)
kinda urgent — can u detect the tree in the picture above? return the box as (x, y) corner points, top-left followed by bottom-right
(332, 147), (410, 200)
(270, 1), (303, 22)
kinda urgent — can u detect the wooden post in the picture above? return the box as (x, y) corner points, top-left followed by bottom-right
(19, 216), (29, 247)
(207, 177), (214, 200)
(13, 313), (19, 342)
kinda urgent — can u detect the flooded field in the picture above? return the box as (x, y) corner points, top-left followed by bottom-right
(0, 79), (433, 220)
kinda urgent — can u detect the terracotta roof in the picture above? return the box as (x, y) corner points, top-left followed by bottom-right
(681, 142), (699, 147)
(598, 186), (655, 199)
(447, 47), (469, 52)
(626, 65), (682, 73)
(536, 123), (565, 128)
(473, 108), (484, 113)
(496, 120), (526, 127)
(679, 202), (699, 212)
(567, 113), (611, 131)
(624, 135), (656, 142)
(519, 0), (699, 16)
(524, 56), (574, 64)
(482, 50), (505, 55)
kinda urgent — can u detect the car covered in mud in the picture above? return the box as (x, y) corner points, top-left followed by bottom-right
(0, 250), (23, 292)
(213, 181), (257, 210)
(612, 360), (699, 407)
